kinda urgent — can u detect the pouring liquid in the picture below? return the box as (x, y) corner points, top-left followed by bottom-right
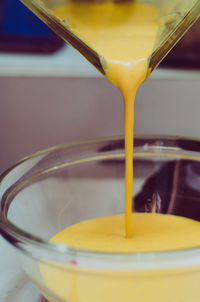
(52, 1), (160, 238)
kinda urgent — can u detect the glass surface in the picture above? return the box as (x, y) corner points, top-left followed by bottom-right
(1, 136), (200, 301)
(160, 18), (200, 69)
(19, 0), (200, 75)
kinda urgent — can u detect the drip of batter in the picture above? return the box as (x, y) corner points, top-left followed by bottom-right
(52, 2), (160, 237)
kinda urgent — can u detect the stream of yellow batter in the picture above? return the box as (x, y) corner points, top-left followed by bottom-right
(52, 1), (160, 238)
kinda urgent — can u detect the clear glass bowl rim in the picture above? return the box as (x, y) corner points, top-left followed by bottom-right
(1, 135), (200, 270)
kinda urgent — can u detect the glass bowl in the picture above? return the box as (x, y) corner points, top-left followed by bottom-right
(1, 136), (200, 302)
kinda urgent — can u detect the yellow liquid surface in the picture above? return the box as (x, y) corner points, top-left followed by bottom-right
(50, 213), (200, 253)
(52, 2), (160, 238)
(40, 214), (200, 302)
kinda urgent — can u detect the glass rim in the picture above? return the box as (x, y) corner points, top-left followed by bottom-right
(1, 135), (200, 270)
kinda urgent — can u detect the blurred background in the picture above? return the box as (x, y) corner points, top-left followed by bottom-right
(0, 0), (199, 173)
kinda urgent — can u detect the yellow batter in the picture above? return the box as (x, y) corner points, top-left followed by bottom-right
(50, 213), (200, 253)
(52, 1), (160, 238)
(40, 214), (200, 302)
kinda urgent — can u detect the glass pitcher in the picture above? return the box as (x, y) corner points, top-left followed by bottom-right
(20, 0), (200, 76)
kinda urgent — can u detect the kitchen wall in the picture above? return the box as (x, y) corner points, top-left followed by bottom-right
(0, 51), (199, 173)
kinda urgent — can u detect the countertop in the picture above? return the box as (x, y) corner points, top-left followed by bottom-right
(0, 44), (200, 79)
